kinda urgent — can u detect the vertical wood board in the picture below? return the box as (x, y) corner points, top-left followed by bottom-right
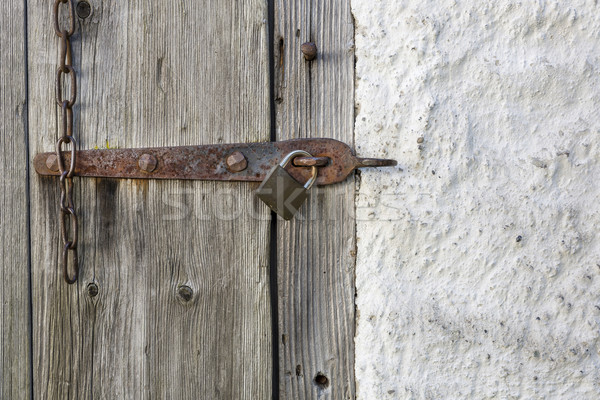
(0, 1), (31, 399)
(274, 0), (356, 398)
(28, 1), (272, 398)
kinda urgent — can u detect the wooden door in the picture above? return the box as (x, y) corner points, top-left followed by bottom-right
(2, 0), (355, 399)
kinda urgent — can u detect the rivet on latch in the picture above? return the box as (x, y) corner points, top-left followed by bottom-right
(138, 153), (157, 173)
(46, 154), (60, 171)
(301, 42), (317, 61)
(226, 151), (247, 172)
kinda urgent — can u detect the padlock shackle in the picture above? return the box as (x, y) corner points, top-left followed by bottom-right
(279, 150), (318, 190)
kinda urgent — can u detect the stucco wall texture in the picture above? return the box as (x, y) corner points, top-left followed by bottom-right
(352, 1), (600, 399)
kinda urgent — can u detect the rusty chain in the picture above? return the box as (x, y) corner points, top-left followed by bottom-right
(54, 0), (79, 284)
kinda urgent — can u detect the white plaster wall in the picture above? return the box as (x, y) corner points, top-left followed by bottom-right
(352, 1), (600, 398)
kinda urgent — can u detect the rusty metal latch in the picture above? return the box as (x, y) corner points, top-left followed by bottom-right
(34, 138), (396, 185)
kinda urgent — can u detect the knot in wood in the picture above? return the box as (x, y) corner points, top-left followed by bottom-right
(87, 282), (99, 297)
(177, 285), (194, 302)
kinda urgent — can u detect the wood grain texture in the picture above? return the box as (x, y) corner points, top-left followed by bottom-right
(0, 1), (31, 399)
(28, 1), (271, 398)
(273, 1), (356, 398)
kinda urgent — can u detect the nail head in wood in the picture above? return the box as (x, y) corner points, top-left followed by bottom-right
(301, 42), (317, 61)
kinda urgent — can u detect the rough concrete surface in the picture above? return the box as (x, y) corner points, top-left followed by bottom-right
(352, 1), (600, 398)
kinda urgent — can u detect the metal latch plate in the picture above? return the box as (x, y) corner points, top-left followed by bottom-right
(34, 138), (396, 186)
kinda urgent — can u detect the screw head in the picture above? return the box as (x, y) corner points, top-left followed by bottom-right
(301, 42), (317, 60)
(226, 151), (247, 172)
(46, 154), (59, 171)
(76, 1), (92, 19)
(138, 153), (158, 173)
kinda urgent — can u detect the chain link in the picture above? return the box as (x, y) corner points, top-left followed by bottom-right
(54, 0), (79, 284)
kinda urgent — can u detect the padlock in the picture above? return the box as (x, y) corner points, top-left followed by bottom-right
(256, 150), (318, 220)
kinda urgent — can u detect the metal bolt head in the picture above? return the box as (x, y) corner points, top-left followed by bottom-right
(301, 42), (317, 60)
(226, 151), (247, 172)
(46, 154), (60, 171)
(76, 1), (92, 19)
(138, 153), (158, 173)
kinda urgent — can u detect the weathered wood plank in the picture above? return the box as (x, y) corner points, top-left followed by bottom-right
(0, 1), (31, 399)
(29, 1), (271, 398)
(274, 0), (356, 398)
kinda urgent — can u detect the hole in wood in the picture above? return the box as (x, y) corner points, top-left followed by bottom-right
(314, 373), (329, 389)
(76, 1), (92, 19)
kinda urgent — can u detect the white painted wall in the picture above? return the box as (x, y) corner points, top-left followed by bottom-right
(352, 1), (600, 398)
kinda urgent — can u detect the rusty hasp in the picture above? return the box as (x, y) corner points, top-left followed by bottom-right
(34, 138), (397, 186)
